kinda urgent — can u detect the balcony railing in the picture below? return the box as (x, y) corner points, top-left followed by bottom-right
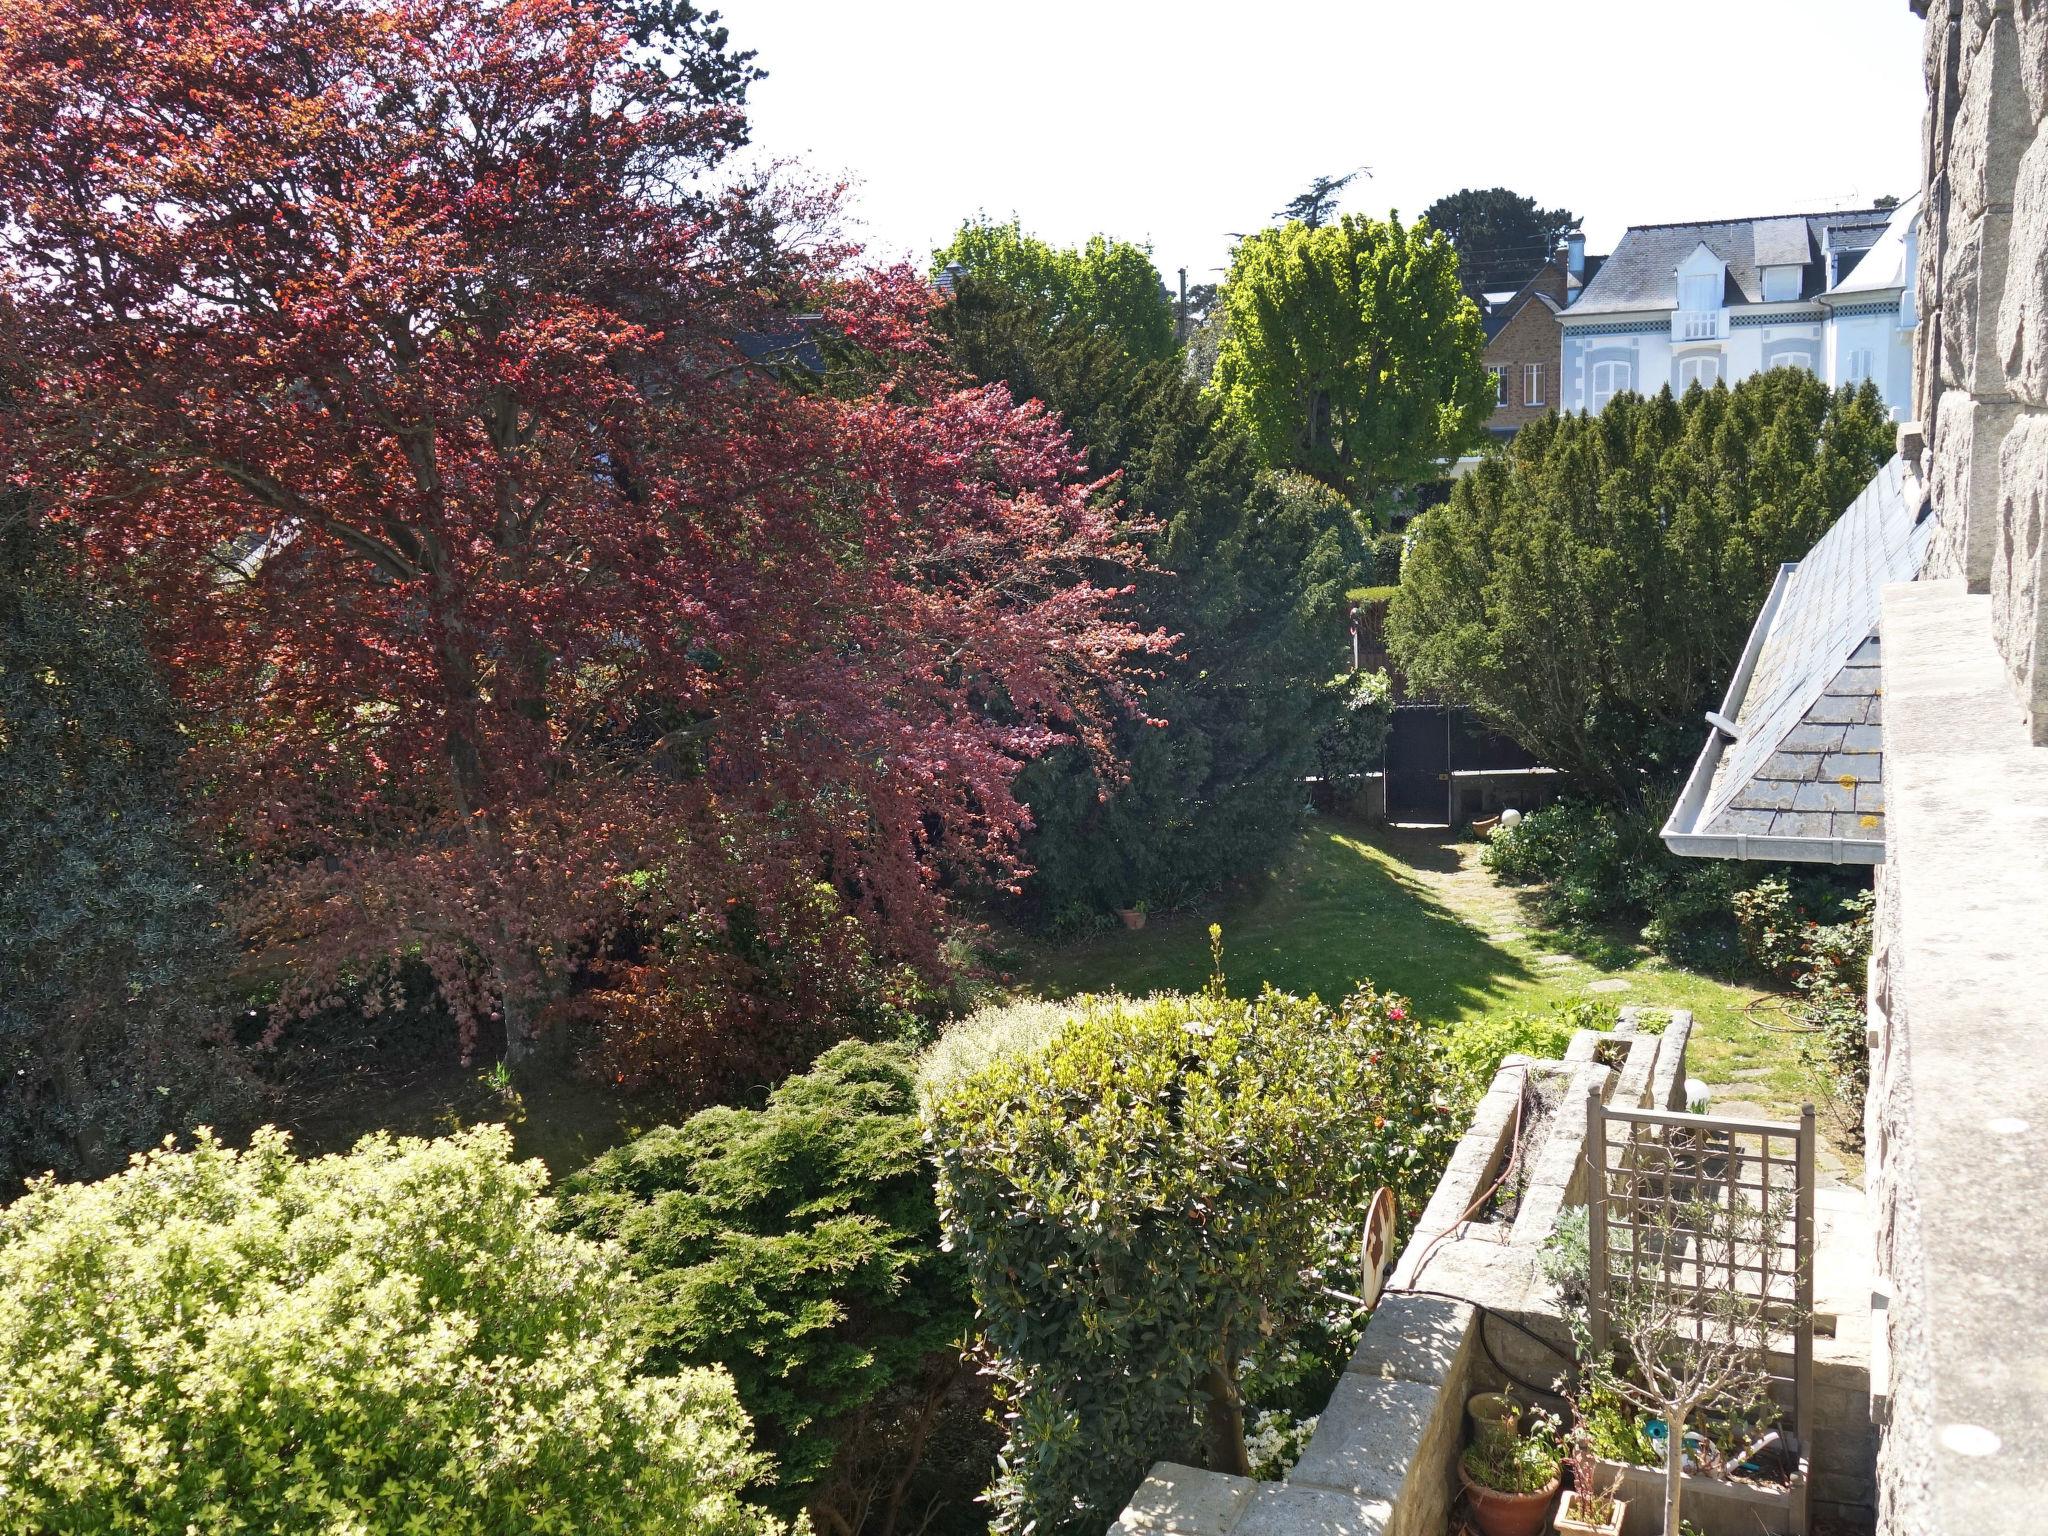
(1673, 309), (1725, 341)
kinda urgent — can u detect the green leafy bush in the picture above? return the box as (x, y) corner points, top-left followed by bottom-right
(1, 509), (253, 1189)
(925, 978), (1459, 1536)
(1795, 893), (1875, 1144)
(1444, 1002), (1617, 1101)
(1365, 530), (1405, 587)
(1314, 668), (1395, 804)
(916, 997), (1077, 1107)
(1729, 874), (1868, 982)
(1484, 804), (1875, 980)
(1481, 801), (1752, 967)
(560, 1043), (980, 1536)
(0, 1126), (780, 1536)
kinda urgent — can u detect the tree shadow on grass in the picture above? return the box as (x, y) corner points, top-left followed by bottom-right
(1366, 824), (1469, 875)
(1010, 822), (1543, 1024)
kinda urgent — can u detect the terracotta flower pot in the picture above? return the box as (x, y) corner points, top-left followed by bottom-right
(1116, 907), (1146, 930)
(1553, 1488), (1627, 1536)
(1458, 1469), (1560, 1536)
(1467, 1391), (1520, 1449)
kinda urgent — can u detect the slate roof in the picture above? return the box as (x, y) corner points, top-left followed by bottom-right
(734, 315), (826, 374)
(1752, 217), (1814, 268)
(1568, 207), (1896, 315)
(1663, 455), (1931, 862)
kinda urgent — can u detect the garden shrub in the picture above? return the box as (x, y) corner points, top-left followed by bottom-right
(1794, 892), (1875, 1145)
(943, 266), (1366, 925)
(1388, 370), (1895, 798)
(577, 875), (959, 1105)
(559, 1042), (981, 1536)
(925, 975), (1460, 1536)
(1, 509), (254, 1190)
(0, 1126), (780, 1536)
(1444, 1002), (1618, 1101)
(1314, 668), (1395, 807)
(1480, 800), (1868, 972)
(1365, 529), (1405, 587)
(916, 996), (1078, 1107)
(1730, 874), (1868, 983)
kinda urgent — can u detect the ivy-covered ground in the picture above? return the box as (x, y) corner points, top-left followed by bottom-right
(998, 820), (1833, 1129)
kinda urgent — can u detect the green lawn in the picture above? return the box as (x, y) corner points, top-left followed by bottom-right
(996, 820), (1827, 1124)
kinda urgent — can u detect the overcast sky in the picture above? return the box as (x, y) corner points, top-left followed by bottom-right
(714, 0), (1926, 287)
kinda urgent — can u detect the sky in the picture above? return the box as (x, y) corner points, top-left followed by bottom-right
(713, 0), (1927, 287)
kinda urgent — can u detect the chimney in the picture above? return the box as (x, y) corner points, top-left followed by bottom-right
(1566, 233), (1586, 276)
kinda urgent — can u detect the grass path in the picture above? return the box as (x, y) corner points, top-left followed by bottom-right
(998, 819), (1834, 1128)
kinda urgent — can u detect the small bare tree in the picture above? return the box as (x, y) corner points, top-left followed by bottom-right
(1590, 1194), (1798, 1536)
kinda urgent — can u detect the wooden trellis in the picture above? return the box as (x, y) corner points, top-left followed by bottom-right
(1583, 1088), (1815, 1466)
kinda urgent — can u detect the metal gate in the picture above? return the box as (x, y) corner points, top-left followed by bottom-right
(1385, 704), (1451, 824)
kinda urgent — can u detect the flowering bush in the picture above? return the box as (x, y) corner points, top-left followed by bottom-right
(0, 1126), (782, 1536)
(1244, 1409), (1319, 1480)
(925, 967), (1459, 1535)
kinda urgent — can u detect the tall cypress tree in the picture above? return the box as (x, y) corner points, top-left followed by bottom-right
(0, 504), (252, 1187)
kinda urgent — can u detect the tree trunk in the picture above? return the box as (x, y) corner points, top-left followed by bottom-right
(1663, 1412), (1686, 1536)
(500, 986), (533, 1067)
(1200, 1352), (1252, 1477)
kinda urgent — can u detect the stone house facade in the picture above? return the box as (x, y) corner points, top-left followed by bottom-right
(1865, 4), (2048, 1534)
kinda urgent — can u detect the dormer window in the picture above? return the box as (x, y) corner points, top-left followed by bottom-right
(1674, 244), (1727, 317)
(1761, 265), (1802, 302)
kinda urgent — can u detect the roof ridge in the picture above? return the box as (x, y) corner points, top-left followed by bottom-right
(1616, 206), (1894, 234)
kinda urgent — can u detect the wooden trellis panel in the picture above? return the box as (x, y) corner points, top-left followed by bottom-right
(1583, 1087), (1815, 1462)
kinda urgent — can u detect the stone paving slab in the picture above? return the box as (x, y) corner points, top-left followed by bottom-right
(1286, 1375), (1440, 1502)
(1229, 1483), (1392, 1536)
(1121, 1463), (1256, 1536)
(1344, 1293), (1474, 1384)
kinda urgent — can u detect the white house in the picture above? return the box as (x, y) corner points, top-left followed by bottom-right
(1558, 196), (1920, 418)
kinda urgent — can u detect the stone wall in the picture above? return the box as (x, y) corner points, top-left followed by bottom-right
(1914, 0), (2048, 742)
(1865, 578), (2048, 1536)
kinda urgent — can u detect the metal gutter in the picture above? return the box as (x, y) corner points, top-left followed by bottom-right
(1660, 564), (1884, 865)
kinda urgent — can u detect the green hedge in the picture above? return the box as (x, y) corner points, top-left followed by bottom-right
(924, 977), (1459, 1535)
(559, 1043), (979, 1535)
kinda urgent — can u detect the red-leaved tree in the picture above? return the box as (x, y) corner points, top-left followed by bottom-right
(0, 0), (1157, 1076)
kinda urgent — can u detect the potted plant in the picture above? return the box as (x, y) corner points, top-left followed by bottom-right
(1553, 1429), (1626, 1536)
(1467, 1390), (1520, 1449)
(1116, 901), (1147, 930)
(1459, 1406), (1563, 1536)
(1585, 1195), (1802, 1536)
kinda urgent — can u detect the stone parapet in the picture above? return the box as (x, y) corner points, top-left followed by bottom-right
(1868, 577), (2048, 1536)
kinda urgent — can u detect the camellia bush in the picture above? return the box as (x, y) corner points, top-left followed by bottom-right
(0, 1126), (783, 1536)
(925, 969), (1460, 1536)
(559, 1043), (980, 1536)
